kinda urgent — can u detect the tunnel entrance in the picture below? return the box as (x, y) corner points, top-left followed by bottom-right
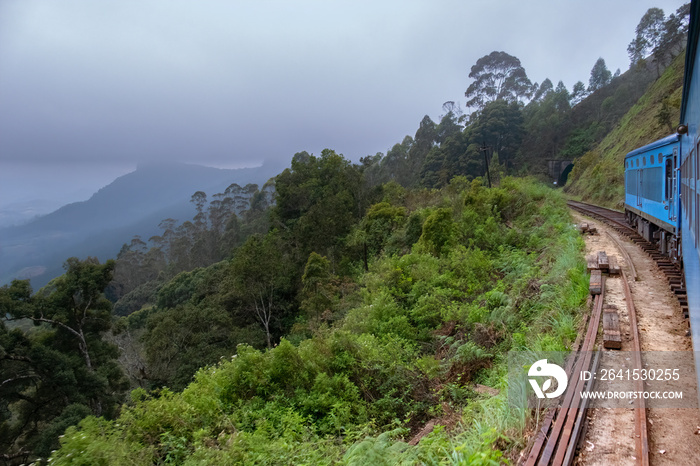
(547, 159), (574, 186)
(559, 163), (574, 186)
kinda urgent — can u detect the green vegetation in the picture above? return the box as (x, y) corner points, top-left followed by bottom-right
(0, 5), (690, 464)
(0, 259), (128, 460)
(566, 3), (689, 207)
(46, 177), (588, 464)
(566, 52), (685, 207)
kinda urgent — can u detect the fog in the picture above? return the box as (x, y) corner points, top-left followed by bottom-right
(0, 0), (687, 211)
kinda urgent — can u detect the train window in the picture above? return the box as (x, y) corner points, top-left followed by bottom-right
(644, 167), (663, 201)
(666, 159), (672, 199)
(626, 170), (637, 195)
(658, 153), (663, 164)
(636, 158), (639, 167)
(643, 156), (646, 166)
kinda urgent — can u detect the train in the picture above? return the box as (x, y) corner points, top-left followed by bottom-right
(624, 133), (681, 260)
(624, 0), (700, 388)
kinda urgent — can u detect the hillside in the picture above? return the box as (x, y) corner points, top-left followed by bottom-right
(565, 53), (685, 207)
(0, 161), (282, 288)
(45, 175), (588, 464)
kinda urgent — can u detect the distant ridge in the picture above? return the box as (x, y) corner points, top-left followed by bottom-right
(0, 160), (283, 288)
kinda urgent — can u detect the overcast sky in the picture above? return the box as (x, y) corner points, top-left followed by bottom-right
(0, 0), (688, 208)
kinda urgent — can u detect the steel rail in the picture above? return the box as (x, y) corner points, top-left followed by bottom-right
(542, 286), (604, 466)
(621, 269), (650, 466)
(565, 200), (654, 466)
(567, 200), (687, 319)
(562, 349), (602, 466)
(568, 201), (636, 235)
(525, 285), (605, 466)
(605, 231), (638, 281)
(524, 200), (664, 464)
(523, 325), (587, 464)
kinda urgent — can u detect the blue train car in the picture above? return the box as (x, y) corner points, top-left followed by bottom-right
(624, 134), (681, 260)
(680, 0), (700, 375)
(623, 0), (700, 392)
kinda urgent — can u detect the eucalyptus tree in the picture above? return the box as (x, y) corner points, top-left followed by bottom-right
(464, 51), (533, 112)
(570, 81), (587, 106)
(588, 58), (612, 92)
(627, 7), (666, 65)
(532, 78), (554, 102)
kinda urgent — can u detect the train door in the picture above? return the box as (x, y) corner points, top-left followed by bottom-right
(667, 155), (675, 220)
(668, 148), (678, 221)
(637, 162), (643, 208)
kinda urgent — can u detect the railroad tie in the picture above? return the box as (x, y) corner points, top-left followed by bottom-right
(589, 269), (602, 295)
(603, 304), (622, 349)
(597, 251), (609, 271)
(608, 255), (621, 275)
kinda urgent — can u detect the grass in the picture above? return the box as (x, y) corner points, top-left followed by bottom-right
(566, 54), (685, 208)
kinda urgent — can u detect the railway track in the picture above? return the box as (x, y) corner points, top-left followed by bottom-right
(567, 201), (688, 321)
(525, 290), (606, 466)
(524, 200), (672, 465)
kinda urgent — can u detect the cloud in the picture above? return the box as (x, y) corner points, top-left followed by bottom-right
(0, 0), (688, 204)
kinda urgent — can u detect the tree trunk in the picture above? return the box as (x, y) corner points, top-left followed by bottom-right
(363, 242), (369, 272)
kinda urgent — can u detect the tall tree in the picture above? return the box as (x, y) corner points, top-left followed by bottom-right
(0, 258), (126, 460)
(299, 252), (335, 322)
(406, 115), (438, 185)
(588, 57), (612, 92)
(520, 81), (572, 166)
(229, 233), (293, 348)
(532, 78), (554, 102)
(272, 149), (364, 263)
(466, 99), (524, 166)
(570, 81), (587, 106)
(381, 136), (413, 184)
(6, 258), (115, 373)
(436, 111), (463, 144)
(627, 7), (666, 66)
(420, 130), (475, 188)
(658, 3), (691, 60)
(464, 51), (532, 111)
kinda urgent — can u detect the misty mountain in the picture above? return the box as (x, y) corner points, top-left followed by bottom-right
(0, 161), (283, 288)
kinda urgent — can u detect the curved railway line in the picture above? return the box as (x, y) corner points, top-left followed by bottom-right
(567, 201), (688, 321)
(524, 199), (694, 465)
